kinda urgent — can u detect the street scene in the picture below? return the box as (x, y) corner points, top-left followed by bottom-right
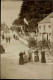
(1, 36), (53, 79)
(1, 0), (53, 79)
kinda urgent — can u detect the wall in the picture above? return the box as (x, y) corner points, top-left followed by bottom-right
(38, 23), (52, 42)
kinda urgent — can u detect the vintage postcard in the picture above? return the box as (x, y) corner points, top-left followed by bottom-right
(1, 0), (53, 79)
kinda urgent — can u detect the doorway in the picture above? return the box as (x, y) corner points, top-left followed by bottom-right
(42, 33), (48, 40)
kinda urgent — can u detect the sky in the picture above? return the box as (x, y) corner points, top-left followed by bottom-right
(1, 0), (23, 27)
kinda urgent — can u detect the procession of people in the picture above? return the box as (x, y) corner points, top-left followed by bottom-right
(19, 49), (46, 65)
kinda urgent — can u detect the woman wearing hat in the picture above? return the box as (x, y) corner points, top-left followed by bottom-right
(28, 49), (33, 62)
(19, 51), (24, 65)
(41, 50), (46, 63)
(34, 50), (39, 62)
(23, 51), (28, 63)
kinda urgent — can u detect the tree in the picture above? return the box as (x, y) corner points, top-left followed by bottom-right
(19, 0), (52, 19)
(38, 40), (52, 52)
(13, 0), (52, 31)
(28, 19), (38, 32)
(28, 37), (38, 49)
(13, 18), (24, 26)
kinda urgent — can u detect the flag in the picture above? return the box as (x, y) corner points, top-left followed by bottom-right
(24, 18), (28, 25)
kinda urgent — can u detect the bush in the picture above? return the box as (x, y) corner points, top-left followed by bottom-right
(0, 45), (5, 54)
(38, 40), (52, 51)
(28, 38), (52, 53)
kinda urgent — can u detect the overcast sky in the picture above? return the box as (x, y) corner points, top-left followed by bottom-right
(1, 0), (23, 27)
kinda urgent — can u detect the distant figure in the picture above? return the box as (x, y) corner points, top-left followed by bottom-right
(6, 37), (11, 43)
(2, 34), (4, 39)
(19, 52), (24, 65)
(13, 35), (15, 39)
(28, 50), (33, 62)
(6, 37), (8, 43)
(41, 51), (46, 63)
(34, 50), (39, 62)
(9, 37), (10, 43)
(6, 33), (11, 43)
(23, 51), (28, 63)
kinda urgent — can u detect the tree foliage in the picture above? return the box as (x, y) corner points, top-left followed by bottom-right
(28, 37), (38, 48)
(38, 40), (52, 51)
(13, 0), (52, 31)
(19, 0), (52, 20)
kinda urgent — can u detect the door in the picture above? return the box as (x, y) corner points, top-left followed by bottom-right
(42, 33), (48, 40)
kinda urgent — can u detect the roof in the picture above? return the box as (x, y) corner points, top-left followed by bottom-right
(38, 12), (53, 24)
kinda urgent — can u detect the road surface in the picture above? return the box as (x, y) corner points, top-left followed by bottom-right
(1, 38), (53, 79)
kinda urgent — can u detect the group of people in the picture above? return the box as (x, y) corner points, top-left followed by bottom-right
(2, 35), (11, 43)
(19, 49), (46, 65)
(6, 37), (11, 43)
(1, 32), (11, 43)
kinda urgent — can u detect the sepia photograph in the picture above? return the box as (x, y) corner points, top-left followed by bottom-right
(1, 0), (53, 79)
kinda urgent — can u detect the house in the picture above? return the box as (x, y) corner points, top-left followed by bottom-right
(1, 23), (9, 33)
(1, 23), (9, 40)
(38, 12), (53, 42)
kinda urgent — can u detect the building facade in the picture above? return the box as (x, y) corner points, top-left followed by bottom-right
(38, 12), (53, 42)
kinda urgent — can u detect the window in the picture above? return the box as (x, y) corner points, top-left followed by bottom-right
(44, 25), (45, 30)
(49, 25), (51, 28)
(49, 33), (51, 36)
(39, 26), (41, 29)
